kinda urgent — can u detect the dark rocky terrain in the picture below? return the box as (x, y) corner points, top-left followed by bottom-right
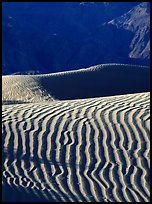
(106, 2), (150, 59)
(2, 2), (150, 75)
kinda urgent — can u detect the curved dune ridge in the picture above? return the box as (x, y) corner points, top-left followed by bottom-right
(2, 63), (149, 104)
(2, 91), (150, 202)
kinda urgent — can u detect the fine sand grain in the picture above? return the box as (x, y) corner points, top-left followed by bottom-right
(2, 64), (150, 202)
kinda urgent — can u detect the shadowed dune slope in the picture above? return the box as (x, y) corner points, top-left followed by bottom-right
(2, 64), (149, 104)
(2, 92), (150, 202)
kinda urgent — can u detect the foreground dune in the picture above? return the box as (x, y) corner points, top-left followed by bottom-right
(2, 92), (150, 202)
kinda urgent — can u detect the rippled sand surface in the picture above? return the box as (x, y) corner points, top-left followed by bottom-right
(2, 64), (150, 202)
(2, 92), (150, 202)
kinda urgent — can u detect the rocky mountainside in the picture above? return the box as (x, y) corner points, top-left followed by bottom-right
(106, 2), (150, 59)
(2, 2), (150, 75)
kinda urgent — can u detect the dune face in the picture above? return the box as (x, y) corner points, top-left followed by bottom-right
(2, 64), (150, 104)
(36, 64), (150, 100)
(2, 64), (150, 202)
(2, 75), (55, 104)
(2, 92), (150, 202)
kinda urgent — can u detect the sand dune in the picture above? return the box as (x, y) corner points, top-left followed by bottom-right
(2, 64), (149, 104)
(2, 91), (150, 202)
(2, 64), (150, 201)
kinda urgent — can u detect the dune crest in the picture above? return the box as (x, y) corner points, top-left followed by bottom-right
(2, 64), (149, 105)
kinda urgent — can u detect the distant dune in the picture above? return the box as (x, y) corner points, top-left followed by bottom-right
(2, 64), (150, 202)
(2, 64), (149, 104)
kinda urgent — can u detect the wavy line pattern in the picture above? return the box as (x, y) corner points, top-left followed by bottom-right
(2, 92), (150, 202)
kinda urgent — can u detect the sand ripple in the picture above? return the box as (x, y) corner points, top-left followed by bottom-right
(2, 92), (150, 202)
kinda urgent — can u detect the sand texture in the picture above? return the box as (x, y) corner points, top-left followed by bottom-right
(2, 64), (150, 202)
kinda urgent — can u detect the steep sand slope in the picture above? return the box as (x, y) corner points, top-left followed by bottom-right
(2, 64), (149, 104)
(2, 92), (150, 202)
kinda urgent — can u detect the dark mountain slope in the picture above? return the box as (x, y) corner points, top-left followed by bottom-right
(2, 2), (150, 75)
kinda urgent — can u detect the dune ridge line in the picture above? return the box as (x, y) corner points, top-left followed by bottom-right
(2, 63), (150, 105)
